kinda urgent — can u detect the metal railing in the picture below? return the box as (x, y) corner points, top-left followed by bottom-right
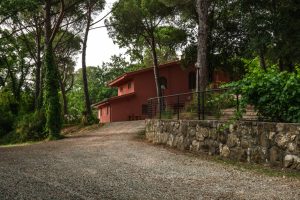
(147, 88), (240, 120)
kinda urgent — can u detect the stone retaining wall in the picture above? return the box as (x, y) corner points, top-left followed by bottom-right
(145, 119), (300, 170)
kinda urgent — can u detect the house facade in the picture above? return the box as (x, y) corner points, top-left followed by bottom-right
(93, 61), (230, 123)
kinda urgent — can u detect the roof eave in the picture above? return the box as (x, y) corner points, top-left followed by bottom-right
(107, 60), (180, 87)
(108, 75), (126, 87)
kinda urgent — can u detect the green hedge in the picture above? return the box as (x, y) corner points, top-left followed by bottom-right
(228, 61), (300, 123)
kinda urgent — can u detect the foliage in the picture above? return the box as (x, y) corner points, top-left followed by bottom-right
(0, 91), (14, 137)
(227, 59), (300, 123)
(185, 91), (236, 119)
(0, 89), (42, 144)
(107, 0), (187, 68)
(14, 111), (46, 142)
(44, 46), (62, 139)
(241, 0), (300, 70)
(161, 108), (174, 119)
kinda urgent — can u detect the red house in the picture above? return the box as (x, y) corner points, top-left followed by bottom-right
(93, 61), (230, 123)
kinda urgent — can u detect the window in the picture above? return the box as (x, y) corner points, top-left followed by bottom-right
(100, 109), (102, 116)
(189, 71), (196, 90)
(128, 82), (131, 89)
(120, 86), (123, 93)
(107, 107), (109, 115)
(159, 77), (167, 89)
(142, 104), (148, 115)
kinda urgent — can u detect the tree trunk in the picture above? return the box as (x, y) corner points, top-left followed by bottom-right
(259, 48), (267, 71)
(44, 0), (62, 138)
(150, 35), (162, 113)
(196, 0), (210, 92)
(279, 58), (284, 71)
(150, 36), (162, 98)
(81, 3), (92, 117)
(59, 77), (68, 115)
(35, 24), (42, 109)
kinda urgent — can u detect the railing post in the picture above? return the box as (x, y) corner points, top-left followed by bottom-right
(154, 99), (157, 118)
(147, 100), (150, 118)
(197, 91), (201, 120)
(159, 97), (162, 119)
(177, 95), (180, 120)
(148, 99), (152, 119)
(202, 91), (205, 120)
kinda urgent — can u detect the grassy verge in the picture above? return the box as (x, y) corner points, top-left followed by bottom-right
(0, 123), (103, 147)
(134, 131), (146, 140)
(212, 157), (300, 179)
(62, 123), (103, 136)
(0, 141), (42, 148)
(143, 140), (300, 180)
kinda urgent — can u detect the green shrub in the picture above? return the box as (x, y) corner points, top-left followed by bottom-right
(14, 111), (47, 142)
(0, 91), (15, 138)
(228, 60), (300, 123)
(0, 110), (14, 138)
(185, 92), (236, 119)
(161, 108), (174, 119)
(80, 112), (99, 126)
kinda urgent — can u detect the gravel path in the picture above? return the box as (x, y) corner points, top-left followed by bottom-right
(0, 121), (299, 200)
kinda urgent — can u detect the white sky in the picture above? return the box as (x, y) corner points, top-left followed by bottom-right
(75, 0), (124, 69)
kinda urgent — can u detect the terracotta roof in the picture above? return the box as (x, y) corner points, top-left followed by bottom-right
(108, 60), (180, 87)
(92, 92), (136, 108)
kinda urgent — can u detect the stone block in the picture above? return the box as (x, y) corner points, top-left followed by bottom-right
(209, 130), (218, 140)
(183, 137), (192, 150)
(161, 132), (169, 144)
(220, 145), (230, 158)
(269, 146), (284, 166)
(250, 147), (265, 164)
(175, 135), (184, 149)
(287, 143), (297, 153)
(208, 146), (218, 156)
(179, 122), (188, 136)
(241, 140), (250, 149)
(227, 134), (240, 148)
(230, 148), (247, 162)
(275, 133), (289, 149)
(284, 155), (294, 168)
(276, 123), (285, 132)
(195, 127), (209, 141)
(269, 132), (276, 140)
(259, 132), (270, 148)
(216, 129), (227, 144)
(167, 134), (174, 147)
(188, 127), (196, 137)
(284, 155), (300, 169)
(190, 140), (200, 152)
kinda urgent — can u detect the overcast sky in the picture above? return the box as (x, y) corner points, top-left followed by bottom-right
(75, 0), (124, 69)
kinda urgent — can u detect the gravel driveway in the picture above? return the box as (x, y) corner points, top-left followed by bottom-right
(0, 121), (299, 200)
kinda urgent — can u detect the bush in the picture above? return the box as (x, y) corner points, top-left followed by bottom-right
(0, 91), (15, 138)
(0, 110), (14, 138)
(80, 111), (99, 126)
(161, 108), (174, 119)
(228, 60), (300, 123)
(184, 92), (236, 119)
(14, 111), (47, 142)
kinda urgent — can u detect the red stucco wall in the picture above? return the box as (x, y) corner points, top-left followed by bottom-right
(110, 97), (139, 122)
(98, 105), (111, 123)
(118, 81), (135, 96)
